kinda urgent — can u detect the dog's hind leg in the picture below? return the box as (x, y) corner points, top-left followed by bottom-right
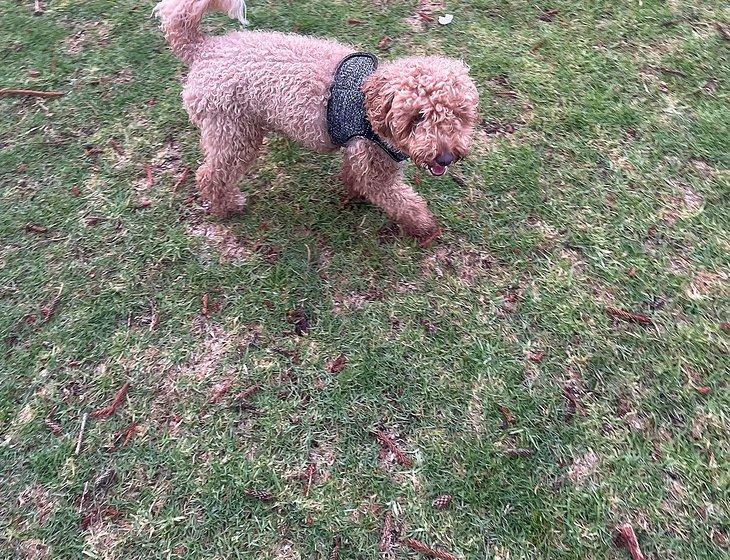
(341, 139), (440, 242)
(196, 116), (264, 218)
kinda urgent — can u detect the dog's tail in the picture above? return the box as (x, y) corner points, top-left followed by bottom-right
(153, 0), (247, 64)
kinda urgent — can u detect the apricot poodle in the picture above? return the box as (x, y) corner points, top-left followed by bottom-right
(154, 0), (479, 243)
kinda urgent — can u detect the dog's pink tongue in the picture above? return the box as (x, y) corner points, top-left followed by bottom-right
(429, 164), (447, 176)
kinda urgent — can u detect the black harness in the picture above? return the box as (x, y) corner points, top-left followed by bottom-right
(327, 52), (409, 162)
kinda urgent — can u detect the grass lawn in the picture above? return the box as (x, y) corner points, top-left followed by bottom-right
(1, 1), (728, 558)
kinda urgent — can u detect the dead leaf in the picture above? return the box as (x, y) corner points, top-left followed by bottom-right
(327, 354), (347, 373)
(538, 8), (559, 21)
(287, 307), (311, 335)
(25, 223), (47, 233)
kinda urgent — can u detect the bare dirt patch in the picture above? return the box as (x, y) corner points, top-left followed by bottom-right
(466, 374), (487, 434)
(406, 1), (445, 32)
(686, 269), (728, 299)
(187, 222), (253, 263)
(566, 450), (600, 484)
(662, 183), (704, 225)
(16, 539), (50, 559)
(83, 522), (130, 560)
(182, 322), (232, 379)
(65, 21), (112, 55)
(17, 485), (57, 526)
(421, 245), (499, 285)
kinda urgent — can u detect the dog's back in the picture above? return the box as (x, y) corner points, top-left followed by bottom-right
(156, 0), (353, 150)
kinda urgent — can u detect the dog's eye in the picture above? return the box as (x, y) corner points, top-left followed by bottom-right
(408, 111), (425, 133)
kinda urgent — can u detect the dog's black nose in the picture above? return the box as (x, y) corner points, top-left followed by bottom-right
(435, 152), (455, 166)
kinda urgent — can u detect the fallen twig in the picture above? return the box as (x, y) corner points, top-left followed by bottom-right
(606, 306), (652, 325)
(716, 22), (730, 41)
(25, 223), (47, 233)
(403, 537), (457, 560)
(328, 536), (341, 560)
(616, 522), (646, 560)
(375, 430), (413, 466)
(449, 173), (468, 189)
(172, 166), (190, 191)
(40, 285), (63, 323)
(209, 379), (233, 403)
(379, 511), (394, 552)
(108, 138), (124, 155)
(144, 164), (153, 187)
(300, 462), (316, 497)
(45, 416), (62, 435)
(234, 384), (261, 401)
(114, 422), (140, 447)
(493, 89), (518, 98)
(75, 412), (88, 455)
(91, 382), (130, 419)
(538, 8), (559, 22)
(78, 481), (89, 513)
(504, 447), (534, 457)
(498, 404), (516, 426)
(0, 88), (63, 98)
(657, 66), (687, 78)
(201, 293), (210, 316)
(243, 488), (275, 502)
(563, 386), (584, 420)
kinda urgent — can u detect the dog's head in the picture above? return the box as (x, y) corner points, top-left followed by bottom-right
(363, 56), (479, 176)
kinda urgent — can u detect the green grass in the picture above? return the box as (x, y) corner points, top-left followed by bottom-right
(1, 1), (728, 558)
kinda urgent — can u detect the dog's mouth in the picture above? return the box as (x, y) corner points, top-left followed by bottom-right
(426, 164), (448, 176)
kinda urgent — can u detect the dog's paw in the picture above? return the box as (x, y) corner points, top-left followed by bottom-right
(206, 192), (247, 218)
(418, 226), (443, 247)
(228, 191), (248, 215)
(401, 218), (442, 246)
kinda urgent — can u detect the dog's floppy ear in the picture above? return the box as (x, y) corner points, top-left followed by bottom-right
(363, 72), (395, 136)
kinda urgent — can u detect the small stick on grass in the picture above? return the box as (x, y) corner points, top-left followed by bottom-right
(498, 404), (516, 426)
(449, 173), (468, 189)
(657, 66), (687, 78)
(209, 379), (233, 403)
(616, 522), (646, 560)
(716, 22), (730, 41)
(328, 536), (341, 560)
(234, 384), (261, 401)
(91, 382), (130, 419)
(504, 447), (534, 457)
(25, 223), (48, 233)
(606, 306), (652, 325)
(115, 422), (140, 447)
(78, 481), (89, 513)
(172, 166), (190, 191)
(375, 430), (413, 466)
(75, 412), (88, 455)
(301, 462), (316, 497)
(379, 511), (394, 553)
(403, 537), (458, 560)
(243, 488), (275, 502)
(201, 293), (209, 316)
(0, 88), (63, 98)
(40, 285), (63, 323)
(45, 417), (62, 435)
(144, 164), (153, 187)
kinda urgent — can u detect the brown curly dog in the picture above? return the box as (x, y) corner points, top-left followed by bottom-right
(154, 0), (479, 243)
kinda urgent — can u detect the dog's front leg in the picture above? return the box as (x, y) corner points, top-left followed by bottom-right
(341, 139), (440, 243)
